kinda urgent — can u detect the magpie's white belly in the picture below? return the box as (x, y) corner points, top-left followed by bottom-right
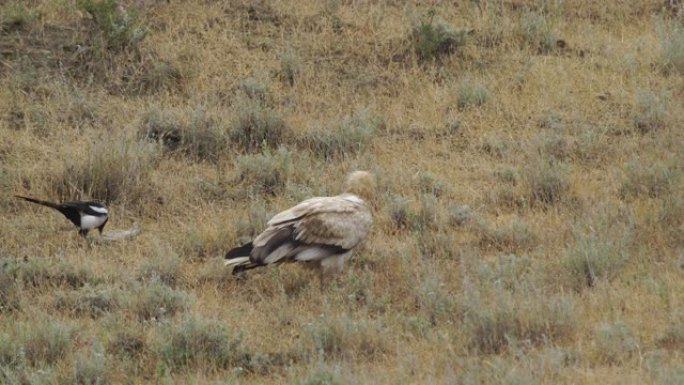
(80, 214), (107, 230)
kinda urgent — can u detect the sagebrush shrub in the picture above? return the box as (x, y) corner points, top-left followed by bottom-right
(52, 138), (159, 206)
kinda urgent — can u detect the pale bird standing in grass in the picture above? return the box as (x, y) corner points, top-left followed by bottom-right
(225, 171), (374, 284)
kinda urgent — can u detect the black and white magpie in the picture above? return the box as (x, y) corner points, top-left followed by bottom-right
(15, 195), (109, 237)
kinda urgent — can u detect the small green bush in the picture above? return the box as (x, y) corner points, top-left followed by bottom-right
(279, 50), (301, 86)
(562, 230), (629, 290)
(52, 138), (159, 205)
(657, 314), (684, 350)
(448, 204), (472, 227)
(140, 107), (229, 161)
(457, 79), (492, 110)
(415, 171), (446, 197)
(236, 147), (292, 195)
(0, 2), (37, 32)
(129, 280), (189, 321)
(306, 315), (387, 361)
(412, 10), (468, 62)
(235, 202), (271, 242)
(386, 194), (413, 230)
(237, 77), (270, 102)
(299, 110), (376, 160)
(660, 22), (684, 74)
(79, 0), (146, 49)
(478, 254), (533, 292)
(594, 321), (639, 364)
(72, 342), (110, 385)
(0, 269), (20, 312)
(230, 101), (290, 153)
(157, 315), (249, 371)
(477, 218), (536, 253)
(522, 160), (567, 208)
(466, 291), (576, 354)
(415, 273), (459, 326)
(295, 365), (344, 385)
(518, 12), (560, 53)
(107, 322), (146, 358)
(137, 248), (182, 287)
(2, 318), (76, 366)
(632, 90), (668, 134)
(620, 159), (679, 199)
(55, 284), (119, 318)
(136, 60), (184, 94)
(1, 258), (97, 289)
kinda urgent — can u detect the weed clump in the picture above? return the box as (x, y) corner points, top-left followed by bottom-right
(279, 50), (301, 86)
(457, 79), (492, 110)
(386, 194), (412, 230)
(135, 60), (185, 95)
(55, 284), (120, 318)
(230, 101), (290, 153)
(236, 147), (292, 195)
(562, 229), (630, 291)
(237, 77), (270, 102)
(477, 218), (536, 253)
(129, 280), (189, 321)
(522, 160), (567, 208)
(632, 90), (668, 134)
(295, 365), (344, 385)
(141, 107), (230, 161)
(448, 204), (473, 227)
(1, 258), (97, 289)
(466, 291), (576, 354)
(411, 10), (469, 62)
(157, 315), (250, 371)
(78, 0), (146, 50)
(137, 249), (182, 287)
(299, 110), (376, 161)
(72, 342), (110, 385)
(659, 22), (684, 74)
(620, 159), (679, 199)
(52, 138), (159, 206)
(0, 269), (20, 312)
(0, 318), (75, 366)
(594, 322), (639, 364)
(107, 322), (146, 358)
(657, 314), (684, 350)
(518, 12), (561, 53)
(306, 315), (387, 361)
(415, 171), (446, 197)
(0, 2), (37, 32)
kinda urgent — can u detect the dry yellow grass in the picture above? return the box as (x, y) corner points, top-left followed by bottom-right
(1, 0), (683, 383)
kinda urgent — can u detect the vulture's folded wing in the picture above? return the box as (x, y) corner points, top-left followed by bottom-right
(251, 195), (372, 264)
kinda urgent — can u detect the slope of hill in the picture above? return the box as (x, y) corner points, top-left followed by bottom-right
(1, 1), (683, 383)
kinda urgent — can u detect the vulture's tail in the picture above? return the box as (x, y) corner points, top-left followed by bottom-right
(224, 242), (262, 273)
(15, 195), (60, 210)
(225, 242), (253, 259)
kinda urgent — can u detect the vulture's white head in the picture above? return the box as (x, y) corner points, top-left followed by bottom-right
(343, 171), (375, 201)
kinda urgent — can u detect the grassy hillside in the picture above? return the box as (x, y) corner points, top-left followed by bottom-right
(1, 0), (683, 383)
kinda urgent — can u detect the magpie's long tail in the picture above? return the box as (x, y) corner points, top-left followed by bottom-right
(14, 195), (60, 210)
(224, 242), (261, 273)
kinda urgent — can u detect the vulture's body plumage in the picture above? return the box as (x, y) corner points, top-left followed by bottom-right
(225, 171), (374, 279)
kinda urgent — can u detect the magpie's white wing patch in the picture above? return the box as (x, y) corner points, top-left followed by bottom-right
(89, 205), (108, 214)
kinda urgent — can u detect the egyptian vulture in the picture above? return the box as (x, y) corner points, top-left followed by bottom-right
(225, 171), (374, 281)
